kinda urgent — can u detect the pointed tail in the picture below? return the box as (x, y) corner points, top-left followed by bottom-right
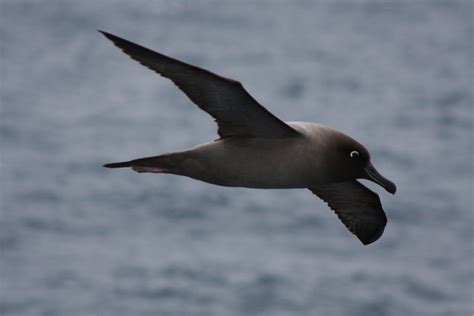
(103, 153), (185, 173)
(103, 161), (132, 168)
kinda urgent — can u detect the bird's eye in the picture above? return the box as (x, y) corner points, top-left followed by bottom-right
(350, 150), (359, 158)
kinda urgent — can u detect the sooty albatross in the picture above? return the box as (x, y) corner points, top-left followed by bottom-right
(100, 31), (396, 245)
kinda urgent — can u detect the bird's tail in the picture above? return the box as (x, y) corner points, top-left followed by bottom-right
(103, 153), (184, 173)
(103, 161), (132, 168)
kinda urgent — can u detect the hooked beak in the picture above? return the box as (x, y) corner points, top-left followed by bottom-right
(364, 163), (397, 194)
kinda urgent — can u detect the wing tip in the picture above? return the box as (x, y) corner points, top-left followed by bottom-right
(358, 225), (386, 245)
(97, 29), (108, 36)
(98, 29), (118, 42)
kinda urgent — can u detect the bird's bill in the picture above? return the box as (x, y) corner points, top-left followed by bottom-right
(364, 163), (396, 194)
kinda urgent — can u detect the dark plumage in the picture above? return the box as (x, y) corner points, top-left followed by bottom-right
(100, 31), (396, 245)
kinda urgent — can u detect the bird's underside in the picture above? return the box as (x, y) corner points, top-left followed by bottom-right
(100, 31), (392, 245)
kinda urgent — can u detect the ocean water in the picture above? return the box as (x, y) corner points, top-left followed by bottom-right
(1, 1), (473, 315)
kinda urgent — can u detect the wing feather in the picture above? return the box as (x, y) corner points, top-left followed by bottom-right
(100, 31), (300, 139)
(309, 180), (388, 245)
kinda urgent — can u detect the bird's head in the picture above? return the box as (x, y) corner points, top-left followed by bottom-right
(328, 131), (397, 194)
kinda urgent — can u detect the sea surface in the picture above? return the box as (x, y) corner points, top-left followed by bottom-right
(1, 1), (473, 315)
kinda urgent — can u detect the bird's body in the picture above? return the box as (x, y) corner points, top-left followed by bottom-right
(173, 135), (312, 189)
(100, 31), (396, 245)
(135, 122), (361, 188)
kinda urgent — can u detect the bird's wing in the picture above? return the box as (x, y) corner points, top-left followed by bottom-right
(100, 31), (300, 139)
(309, 180), (387, 245)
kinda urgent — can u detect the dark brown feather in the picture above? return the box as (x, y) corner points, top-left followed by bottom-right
(99, 31), (300, 139)
(309, 180), (387, 245)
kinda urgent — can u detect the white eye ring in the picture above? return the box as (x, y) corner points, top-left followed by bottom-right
(350, 150), (359, 158)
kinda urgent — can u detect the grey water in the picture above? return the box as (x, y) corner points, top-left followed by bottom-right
(1, 1), (473, 315)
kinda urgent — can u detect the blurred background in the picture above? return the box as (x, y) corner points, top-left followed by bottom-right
(1, 1), (472, 315)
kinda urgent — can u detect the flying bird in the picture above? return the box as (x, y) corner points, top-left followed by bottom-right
(100, 31), (396, 245)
